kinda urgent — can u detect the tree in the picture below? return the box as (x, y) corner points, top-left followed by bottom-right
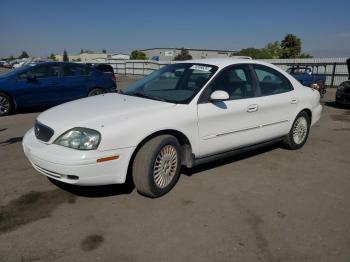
(6, 56), (15, 62)
(18, 51), (29, 59)
(264, 41), (282, 58)
(174, 48), (192, 61)
(280, 34), (301, 58)
(102, 49), (107, 54)
(48, 53), (57, 61)
(63, 49), (69, 62)
(130, 50), (148, 60)
(234, 48), (273, 59)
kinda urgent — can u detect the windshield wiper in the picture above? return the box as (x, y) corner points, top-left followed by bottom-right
(128, 92), (167, 102)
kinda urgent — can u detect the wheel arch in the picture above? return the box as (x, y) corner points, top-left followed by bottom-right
(126, 129), (194, 181)
(300, 108), (312, 122)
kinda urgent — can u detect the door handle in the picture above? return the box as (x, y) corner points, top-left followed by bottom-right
(247, 104), (259, 113)
(291, 98), (298, 104)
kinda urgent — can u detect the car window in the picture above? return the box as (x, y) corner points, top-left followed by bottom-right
(253, 65), (293, 96)
(125, 63), (218, 104)
(204, 65), (255, 101)
(18, 64), (61, 80)
(63, 64), (90, 76)
(142, 66), (214, 93)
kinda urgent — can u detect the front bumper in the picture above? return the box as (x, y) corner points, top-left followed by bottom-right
(23, 128), (135, 186)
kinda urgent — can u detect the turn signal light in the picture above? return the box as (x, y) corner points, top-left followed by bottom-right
(96, 155), (119, 163)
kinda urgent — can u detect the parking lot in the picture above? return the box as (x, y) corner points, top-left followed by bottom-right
(0, 77), (349, 262)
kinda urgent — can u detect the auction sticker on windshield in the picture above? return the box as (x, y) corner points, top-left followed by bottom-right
(190, 65), (212, 71)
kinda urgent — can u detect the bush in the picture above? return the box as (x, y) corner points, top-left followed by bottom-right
(130, 50), (148, 60)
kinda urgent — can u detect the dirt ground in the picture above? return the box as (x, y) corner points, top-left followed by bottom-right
(0, 79), (349, 262)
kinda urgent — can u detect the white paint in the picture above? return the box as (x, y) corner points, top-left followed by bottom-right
(23, 58), (322, 186)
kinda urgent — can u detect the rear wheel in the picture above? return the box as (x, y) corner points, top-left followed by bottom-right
(132, 135), (182, 198)
(282, 111), (310, 150)
(88, 88), (105, 97)
(0, 93), (14, 116)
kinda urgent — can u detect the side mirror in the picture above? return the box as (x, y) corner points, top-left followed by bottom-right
(210, 90), (229, 102)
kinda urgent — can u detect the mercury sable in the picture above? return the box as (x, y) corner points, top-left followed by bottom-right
(23, 58), (322, 197)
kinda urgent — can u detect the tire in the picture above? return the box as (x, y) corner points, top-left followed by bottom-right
(132, 135), (182, 198)
(88, 88), (105, 97)
(282, 111), (310, 150)
(0, 92), (14, 116)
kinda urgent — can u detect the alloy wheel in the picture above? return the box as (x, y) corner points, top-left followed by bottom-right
(0, 95), (10, 114)
(153, 145), (178, 188)
(293, 116), (308, 144)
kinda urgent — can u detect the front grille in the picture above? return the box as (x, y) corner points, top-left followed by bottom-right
(34, 122), (54, 142)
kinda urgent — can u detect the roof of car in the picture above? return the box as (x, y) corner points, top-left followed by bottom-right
(180, 57), (271, 68)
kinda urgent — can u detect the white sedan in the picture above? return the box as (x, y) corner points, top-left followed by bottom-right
(23, 58), (322, 197)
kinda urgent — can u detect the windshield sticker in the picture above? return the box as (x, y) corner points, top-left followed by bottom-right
(190, 65), (212, 72)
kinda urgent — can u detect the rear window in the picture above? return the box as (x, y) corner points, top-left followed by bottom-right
(64, 64), (90, 76)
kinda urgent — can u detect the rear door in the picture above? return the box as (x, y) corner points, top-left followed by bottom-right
(250, 64), (297, 140)
(60, 63), (92, 102)
(15, 64), (62, 106)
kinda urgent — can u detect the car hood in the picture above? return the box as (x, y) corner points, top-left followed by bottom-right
(37, 93), (176, 134)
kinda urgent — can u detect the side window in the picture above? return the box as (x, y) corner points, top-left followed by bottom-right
(253, 65), (293, 96)
(206, 65), (255, 100)
(18, 65), (61, 79)
(64, 64), (90, 76)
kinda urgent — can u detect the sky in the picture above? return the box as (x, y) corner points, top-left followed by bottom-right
(0, 0), (349, 58)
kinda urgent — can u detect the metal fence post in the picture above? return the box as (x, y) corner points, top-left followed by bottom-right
(331, 63), (336, 87)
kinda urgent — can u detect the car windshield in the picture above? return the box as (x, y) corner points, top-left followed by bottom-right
(0, 65), (32, 78)
(124, 63), (218, 104)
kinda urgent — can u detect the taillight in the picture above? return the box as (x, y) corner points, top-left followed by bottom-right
(111, 74), (117, 82)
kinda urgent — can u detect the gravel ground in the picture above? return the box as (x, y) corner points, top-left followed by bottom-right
(0, 77), (349, 262)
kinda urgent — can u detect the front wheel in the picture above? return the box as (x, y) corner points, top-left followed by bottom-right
(88, 88), (105, 97)
(282, 111), (310, 150)
(132, 135), (182, 198)
(0, 93), (14, 116)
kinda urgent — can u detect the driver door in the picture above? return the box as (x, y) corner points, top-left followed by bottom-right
(197, 64), (262, 157)
(15, 64), (63, 107)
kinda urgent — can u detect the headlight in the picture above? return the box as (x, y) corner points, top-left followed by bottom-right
(54, 128), (101, 150)
(311, 83), (319, 90)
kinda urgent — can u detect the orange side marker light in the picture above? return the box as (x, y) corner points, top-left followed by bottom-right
(96, 155), (119, 163)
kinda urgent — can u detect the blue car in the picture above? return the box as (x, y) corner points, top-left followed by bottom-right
(0, 62), (117, 116)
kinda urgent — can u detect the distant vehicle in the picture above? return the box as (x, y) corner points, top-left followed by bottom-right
(13, 61), (26, 68)
(23, 58), (322, 197)
(287, 66), (327, 98)
(0, 62), (117, 116)
(0, 61), (6, 67)
(335, 58), (350, 105)
(2, 61), (13, 68)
